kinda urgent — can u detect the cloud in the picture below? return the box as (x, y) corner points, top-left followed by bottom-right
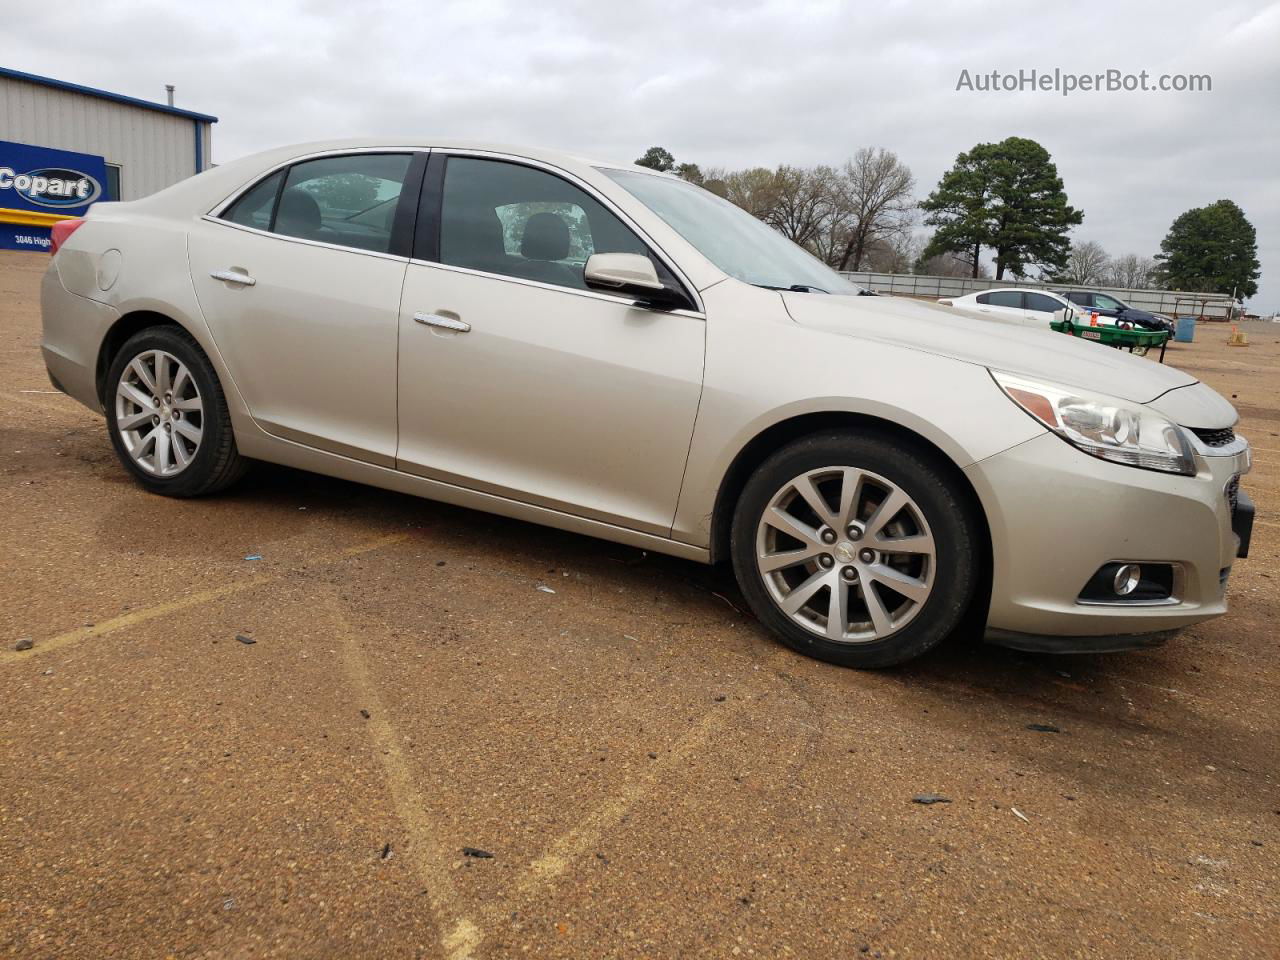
(2, 0), (1276, 307)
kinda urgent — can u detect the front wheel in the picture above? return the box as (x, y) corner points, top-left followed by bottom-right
(730, 432), (981, 669)
(105, 326), (248, 497)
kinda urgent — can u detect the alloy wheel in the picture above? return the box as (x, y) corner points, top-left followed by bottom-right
(754, 466), (936, 643)
(114, 349), (204, 477)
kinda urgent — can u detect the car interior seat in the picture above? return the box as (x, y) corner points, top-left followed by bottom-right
(515, 212), (581, 288)
(276, 189), (322, 241)
(442, 205), (517, 275)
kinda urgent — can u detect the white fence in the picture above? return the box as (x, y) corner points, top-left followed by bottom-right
(838, 272), (1242, 321)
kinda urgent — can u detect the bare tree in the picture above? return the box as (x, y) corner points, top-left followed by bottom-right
(1058, 240), (1111, 284)
(699, 165), (730, 199)
(765, 165), (836, 246)
(1106, 253), (1158, 289)
(862, 232), (924, 274)
(826, 148), (916, 271)
(721, 167), (781, 219)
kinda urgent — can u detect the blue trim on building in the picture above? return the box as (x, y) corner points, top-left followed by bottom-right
(0, 66), (218, 123)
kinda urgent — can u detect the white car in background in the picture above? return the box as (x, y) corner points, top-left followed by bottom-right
(940, 288), (1089, 329)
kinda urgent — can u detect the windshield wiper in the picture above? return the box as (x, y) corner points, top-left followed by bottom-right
(753, 283), (829, 294)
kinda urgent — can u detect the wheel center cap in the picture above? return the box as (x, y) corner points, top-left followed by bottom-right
(833, 541), (857, 564)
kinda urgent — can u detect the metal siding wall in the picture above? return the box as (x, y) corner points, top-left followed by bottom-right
(0, 76), (205, 200)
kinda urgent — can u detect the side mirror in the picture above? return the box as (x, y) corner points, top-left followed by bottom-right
(583, 253), (689, 310)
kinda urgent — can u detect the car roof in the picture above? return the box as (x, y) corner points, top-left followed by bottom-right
(974, 287), (1062, 296)
(126, 137), (672, 217)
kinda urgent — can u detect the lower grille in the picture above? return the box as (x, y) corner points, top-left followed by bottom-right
(1226, 475), (1240, 514)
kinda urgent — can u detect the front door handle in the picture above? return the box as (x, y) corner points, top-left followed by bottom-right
(210, 269), (256, 287)
(414, 312), (470, 333)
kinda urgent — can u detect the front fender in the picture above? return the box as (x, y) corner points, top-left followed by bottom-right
(671, 283), (1044, 547)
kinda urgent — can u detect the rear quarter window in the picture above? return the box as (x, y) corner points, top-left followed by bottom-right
(222, 170), (284, 231)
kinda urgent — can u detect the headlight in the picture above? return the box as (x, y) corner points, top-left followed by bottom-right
(991, 371), (1196, 475)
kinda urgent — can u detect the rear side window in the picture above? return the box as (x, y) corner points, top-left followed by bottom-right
(223, 170), (283, 231)
(220, 154), (413, 254)
(276, 154), (412, 253)
(1025, 292), (1064, 313)
(1065, 292), (1091, 306)
(978, 291), (1024, 308)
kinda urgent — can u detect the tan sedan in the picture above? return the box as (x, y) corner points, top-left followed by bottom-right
(40, 139), (1253, 666)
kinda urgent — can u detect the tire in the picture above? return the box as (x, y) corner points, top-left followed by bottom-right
(105, 326), (248, 497)
(730, 431), (980, 669)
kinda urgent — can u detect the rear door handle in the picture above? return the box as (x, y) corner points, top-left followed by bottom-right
(210, 269), (256, 287)
(414, 312), (470, 333)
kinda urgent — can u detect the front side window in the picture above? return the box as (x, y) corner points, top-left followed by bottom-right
(439, 157), (650, 291)
(221, 154), (412, 254)
(1094, 293), (1125, 311)
(1025, 292), (1064, 313)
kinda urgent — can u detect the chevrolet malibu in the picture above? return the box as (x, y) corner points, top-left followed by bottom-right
(40, 139), (1255, 668)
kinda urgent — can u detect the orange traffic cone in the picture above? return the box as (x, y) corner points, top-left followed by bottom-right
(1090, 311), (1099, 327)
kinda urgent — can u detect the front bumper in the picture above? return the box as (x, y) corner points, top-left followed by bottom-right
(967, 430), (1251, 648)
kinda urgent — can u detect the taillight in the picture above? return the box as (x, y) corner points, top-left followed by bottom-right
(50, 218), (86, 256)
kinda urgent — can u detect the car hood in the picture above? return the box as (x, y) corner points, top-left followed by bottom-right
(783, 292), (1196, 404)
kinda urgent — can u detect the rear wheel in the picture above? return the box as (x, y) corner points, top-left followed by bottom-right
(106, 326), (248, 497)
(730, 432), (980, 668)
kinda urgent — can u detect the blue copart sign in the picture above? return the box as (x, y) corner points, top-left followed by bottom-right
(0, 139), (108, 250)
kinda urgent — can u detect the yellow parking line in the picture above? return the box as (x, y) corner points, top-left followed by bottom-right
(0, 532), (409, 665)
(328, 598), (482, 960)
(480, 644), (791, 929)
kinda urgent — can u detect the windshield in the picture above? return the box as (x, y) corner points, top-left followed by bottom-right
(602, 168), (860, 294)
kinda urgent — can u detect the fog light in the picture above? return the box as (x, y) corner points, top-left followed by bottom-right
(1078, 562), (1177, 605)
(1113, 564), (1142, 596)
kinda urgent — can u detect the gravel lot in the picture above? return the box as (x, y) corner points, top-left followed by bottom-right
(2, 250), (1278, 959)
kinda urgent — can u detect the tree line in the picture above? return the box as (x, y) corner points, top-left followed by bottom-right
(634, 141), (1261, 298)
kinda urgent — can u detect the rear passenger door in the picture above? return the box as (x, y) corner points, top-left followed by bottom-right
(974, 290), (1027, 324)
(188, 151), (424, 466)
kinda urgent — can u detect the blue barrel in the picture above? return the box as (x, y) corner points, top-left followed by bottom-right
(1175, 316), (1196, 342)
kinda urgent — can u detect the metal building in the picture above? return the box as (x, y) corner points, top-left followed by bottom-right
(0, 66), (216, 250)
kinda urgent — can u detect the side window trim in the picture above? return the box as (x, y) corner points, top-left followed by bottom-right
(414, 151), (698, 312)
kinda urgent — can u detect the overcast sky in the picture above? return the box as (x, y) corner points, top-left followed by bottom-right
(4, 0), (1276, 309)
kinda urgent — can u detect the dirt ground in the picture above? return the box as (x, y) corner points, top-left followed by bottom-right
(2, 249), (1277, 959)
